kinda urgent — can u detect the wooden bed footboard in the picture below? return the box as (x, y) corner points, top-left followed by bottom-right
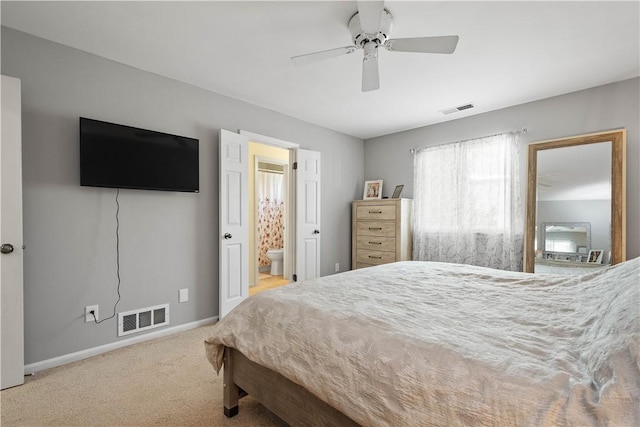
(223, 347), (360, 426)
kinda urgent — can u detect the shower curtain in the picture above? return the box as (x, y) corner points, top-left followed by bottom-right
(257, 171), (285, 268)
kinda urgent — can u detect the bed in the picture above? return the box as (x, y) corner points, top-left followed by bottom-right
(205, 258), (640, 426)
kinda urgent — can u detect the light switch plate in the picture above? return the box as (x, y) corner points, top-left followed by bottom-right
(179, 288), (189, 303)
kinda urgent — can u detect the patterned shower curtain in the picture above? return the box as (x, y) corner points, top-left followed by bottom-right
(257, 171), (285, 267)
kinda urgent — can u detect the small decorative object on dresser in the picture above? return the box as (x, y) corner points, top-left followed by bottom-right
(391, 184), (404, 199)
(352, 198), (412, 269)
(588, 249), (603, 263)
(363, 180), (383, 200)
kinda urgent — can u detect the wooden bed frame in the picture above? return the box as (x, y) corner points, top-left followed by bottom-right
(222, 347), (359, 426)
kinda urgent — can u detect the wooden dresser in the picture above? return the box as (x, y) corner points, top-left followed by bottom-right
(352, 198), (413, 269)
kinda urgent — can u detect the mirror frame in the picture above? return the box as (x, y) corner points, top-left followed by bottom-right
(524, 129), (626, 272)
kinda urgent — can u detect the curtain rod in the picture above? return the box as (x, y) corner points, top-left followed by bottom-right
(409, 127), (527, 154)
(258, 168), (283, 174)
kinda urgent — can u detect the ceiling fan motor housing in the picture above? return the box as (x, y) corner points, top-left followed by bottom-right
(349, 9), (393, 49)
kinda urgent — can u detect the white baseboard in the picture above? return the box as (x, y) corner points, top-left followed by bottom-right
(24, 316), (218, 375)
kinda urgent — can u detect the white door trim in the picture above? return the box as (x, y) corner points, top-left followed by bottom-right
(240, 130), (300, 149)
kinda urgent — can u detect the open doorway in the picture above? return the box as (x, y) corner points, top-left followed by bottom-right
(219, 129), (321, 317)
(248, 142), (291, 295)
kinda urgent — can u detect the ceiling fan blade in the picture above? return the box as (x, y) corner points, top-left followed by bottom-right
(291, 46), (357, 66)
(385, 35), (459, 54)
(357, 0), (385, 34)
(362, 48), (379, 92)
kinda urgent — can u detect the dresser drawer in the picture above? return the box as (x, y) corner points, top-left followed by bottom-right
(356, 249), (396, 265)
(356, 235), (396, 252)
(356, 262), (376, 269)
(356, 221), (396, 237)
(356, 204), (396, 220)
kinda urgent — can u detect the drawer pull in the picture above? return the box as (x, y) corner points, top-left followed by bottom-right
(368, 227), (382, 231)
(368, 256), (382, 259)
(369, 210), (383, 214)
(369, 241), (382, 245)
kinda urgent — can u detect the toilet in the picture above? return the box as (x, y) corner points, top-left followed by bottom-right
(266, 248), (284, 276)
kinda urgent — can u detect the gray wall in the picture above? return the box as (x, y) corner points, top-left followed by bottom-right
(2, 28), (364, 364)
(365, 78), (640, 260)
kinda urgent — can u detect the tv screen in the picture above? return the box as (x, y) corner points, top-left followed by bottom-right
(80, 118), (199, 192)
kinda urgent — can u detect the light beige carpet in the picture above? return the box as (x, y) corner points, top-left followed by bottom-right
(0, 323), (286, 426)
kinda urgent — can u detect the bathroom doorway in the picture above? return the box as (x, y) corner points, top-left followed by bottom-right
(219, 129), (322, 314)
(249, 143), (291, 294)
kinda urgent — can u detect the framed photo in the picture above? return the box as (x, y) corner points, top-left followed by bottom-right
(391, 185), (404, 199)
(363, 180), (383, 200)
(588, 249), (603, 263)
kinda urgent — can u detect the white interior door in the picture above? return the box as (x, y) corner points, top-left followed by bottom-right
(295, 149), (321, 281)
(1, 75), (25, 389)
(219, 129), (249, 318)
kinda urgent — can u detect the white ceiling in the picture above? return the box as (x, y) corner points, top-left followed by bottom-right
(2, 1), (639, 140)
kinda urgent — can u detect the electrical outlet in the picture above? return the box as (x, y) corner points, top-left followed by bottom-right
(85, 305), (98, 323)
(335, 262), (340, 273)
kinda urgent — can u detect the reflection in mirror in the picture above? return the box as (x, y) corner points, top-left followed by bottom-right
(542, 222), (591, 258)
(537, 142), (610, 271)
(524, 129), (626, 274)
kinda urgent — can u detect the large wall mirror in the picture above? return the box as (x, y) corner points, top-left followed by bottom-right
(524, 129), (626, 273)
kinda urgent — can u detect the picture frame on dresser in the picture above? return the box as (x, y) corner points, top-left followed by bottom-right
(588, 249), (603, 263)
(391, 185), (404, 199)
(363, 180), (383, 200)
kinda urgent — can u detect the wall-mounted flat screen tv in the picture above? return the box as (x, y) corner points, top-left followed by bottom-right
(80, 118), (199, 192)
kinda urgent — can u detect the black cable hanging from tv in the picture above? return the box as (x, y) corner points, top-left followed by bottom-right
(91, 188), (122, 324)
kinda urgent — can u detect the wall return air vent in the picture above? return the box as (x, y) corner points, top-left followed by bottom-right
(118, 303), (169, 337)
(441, 103), (475, 115)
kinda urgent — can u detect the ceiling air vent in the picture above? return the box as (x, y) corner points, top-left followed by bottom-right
(441, 103), (475, 115)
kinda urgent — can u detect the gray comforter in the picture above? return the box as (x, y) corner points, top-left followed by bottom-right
(205, 258), (639, 426)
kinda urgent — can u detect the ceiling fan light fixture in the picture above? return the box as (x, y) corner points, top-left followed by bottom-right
(362, 42), (380, 92)
(363, 41), (378, 59)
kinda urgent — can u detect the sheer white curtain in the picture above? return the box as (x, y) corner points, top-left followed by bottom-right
(413, 132), (523, 271)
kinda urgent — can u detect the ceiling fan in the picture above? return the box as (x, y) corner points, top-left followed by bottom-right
(291, 1), (459, 92)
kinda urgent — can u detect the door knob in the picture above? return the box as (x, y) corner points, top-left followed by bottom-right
(224, 233), (232, 239)
(1, 243), (15, 254)
(313, 229), (320, 234)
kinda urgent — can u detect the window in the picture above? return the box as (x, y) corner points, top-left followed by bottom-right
(413, 132), (523, 271)
(545, 239), (575, 253)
